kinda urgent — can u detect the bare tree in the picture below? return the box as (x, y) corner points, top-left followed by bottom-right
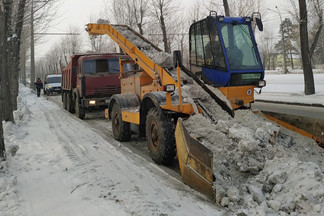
(208, 0), (264, 17)
(299, 0), (315, 95)
(289, 0), (323, 59)
(223, 0), (230, 16)
(309, 0), (323, 58)
(150, 0), (178, 53)
(0, 0), (27, 159)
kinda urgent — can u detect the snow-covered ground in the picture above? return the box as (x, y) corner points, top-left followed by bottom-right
(1, 85), (223, 216)
(255, 72), (324, 106)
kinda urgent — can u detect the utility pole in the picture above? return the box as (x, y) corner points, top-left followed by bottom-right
(275, 6), (288, 74)
(30, 0), (35, 89)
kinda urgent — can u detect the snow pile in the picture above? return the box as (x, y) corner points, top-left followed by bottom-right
(113, 25), (174, 69)
(0, 90), (33, 216)
(183, 102), (324, 215)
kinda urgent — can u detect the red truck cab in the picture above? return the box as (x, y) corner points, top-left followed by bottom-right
(62, 53), (132, 119)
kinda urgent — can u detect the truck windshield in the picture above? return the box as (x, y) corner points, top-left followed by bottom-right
(83, 58), (133, 74)
(46, 76), (61, 83)
(220, 22), (262, 70)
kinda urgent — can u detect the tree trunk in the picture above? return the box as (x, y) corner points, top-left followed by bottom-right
(223, 0), (230, 16)
(2, 0), (13, 122)
(11, 0), (26, 110)
(0, 0), (5, 159)
(299, 0), (315, 95)
(160, 13), (170, 53)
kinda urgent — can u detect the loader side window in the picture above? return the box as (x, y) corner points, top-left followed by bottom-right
(195, 22), (205, 66)
(202, 20), (226, 70)
(190, 28), (196, 65)
(190, 19), (226, 70)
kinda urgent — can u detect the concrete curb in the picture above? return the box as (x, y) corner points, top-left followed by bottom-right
(255, 99), (324, 108)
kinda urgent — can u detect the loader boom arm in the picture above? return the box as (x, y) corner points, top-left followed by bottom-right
(86, 24), (176, 87)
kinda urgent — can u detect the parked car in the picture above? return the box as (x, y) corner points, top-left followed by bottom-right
(44, 74), (62, 96)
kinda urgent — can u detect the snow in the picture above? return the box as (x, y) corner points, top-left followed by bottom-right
(181, 72), (324, 215)
(255, 72), (324, 106)
(1, 85), (223, 216)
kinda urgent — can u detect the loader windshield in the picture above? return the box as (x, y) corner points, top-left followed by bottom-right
(220, 22), (262, 71)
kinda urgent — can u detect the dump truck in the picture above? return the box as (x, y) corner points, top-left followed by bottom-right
(85, 12), (323, 199)
(61, 53), (133, 119)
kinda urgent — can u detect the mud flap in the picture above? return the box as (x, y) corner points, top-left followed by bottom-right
(175, 118), (214, 199)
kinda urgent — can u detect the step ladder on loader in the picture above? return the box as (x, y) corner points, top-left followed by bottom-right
(86, 23), (216, 198)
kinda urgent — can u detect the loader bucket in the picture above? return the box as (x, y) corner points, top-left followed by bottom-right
(175, 118), (214, 199)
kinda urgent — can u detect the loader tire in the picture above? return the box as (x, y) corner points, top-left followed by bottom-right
(146, 108), (176, 165)
(75, 97), (85, 119)
(111, 103), (131, 142)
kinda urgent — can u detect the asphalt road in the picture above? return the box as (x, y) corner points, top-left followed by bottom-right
(253, 101), (324, 120)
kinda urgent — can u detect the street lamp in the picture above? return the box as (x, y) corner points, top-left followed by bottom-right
(268, 6), (288, 74)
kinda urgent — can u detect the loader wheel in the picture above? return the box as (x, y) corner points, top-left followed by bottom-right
(111, 103), (131, 142)
(62, 93), (67, 110)
(75, 97), (85, 119)
(146, 108), (176, 165)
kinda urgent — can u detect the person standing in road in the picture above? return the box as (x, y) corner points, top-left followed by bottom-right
(34, 78), (43, 97)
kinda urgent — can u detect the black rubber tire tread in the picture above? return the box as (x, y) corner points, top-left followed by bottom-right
(66, 93), (74, 113)
(75, 97), (85, 119)
(145, 108), (176, 165)
(62, 93), (67, 110)
(111, 103), (131, 142)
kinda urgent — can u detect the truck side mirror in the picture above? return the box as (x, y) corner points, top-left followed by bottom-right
(45, 81), (47, 84)
(256, 18), (263, 32)
(252, 12), (263, 32)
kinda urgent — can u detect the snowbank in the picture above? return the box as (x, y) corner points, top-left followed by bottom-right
(182, 87), (324, 215)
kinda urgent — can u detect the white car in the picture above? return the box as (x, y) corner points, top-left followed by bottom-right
(44, 74), (61, 96)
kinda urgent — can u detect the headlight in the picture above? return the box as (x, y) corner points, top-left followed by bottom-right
(89, 100), (96, 105)
(48, 85), (52, 89)
(164, 84), (175, 92)
(258, 80), (266, 87)
(218, 16), (225, 21)
(245, 17), (251, 22)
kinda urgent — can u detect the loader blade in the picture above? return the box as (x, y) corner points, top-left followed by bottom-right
(175, 118), (214, 199)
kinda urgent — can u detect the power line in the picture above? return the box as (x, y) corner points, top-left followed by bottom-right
(34, 33), (80, 35)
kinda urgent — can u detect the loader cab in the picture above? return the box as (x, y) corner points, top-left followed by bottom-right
(189, 12), (265, 87)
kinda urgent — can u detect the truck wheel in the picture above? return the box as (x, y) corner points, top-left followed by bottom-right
(75, 97), (85, 119)
(66, 93), (73, 113)
(62, 93), (67, 110)
(145, 108), (176, 165)
(111, 103), (131, 141)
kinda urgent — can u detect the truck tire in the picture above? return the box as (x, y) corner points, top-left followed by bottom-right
(62, 93), (67, 110)
(111, 103), (131, 142)
(145, 108), (176, 165)
(66, 93), (73, 113)
(75, 97), (85, 119)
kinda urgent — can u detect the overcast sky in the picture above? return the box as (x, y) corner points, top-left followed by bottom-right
(35, 0), (289, 59)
